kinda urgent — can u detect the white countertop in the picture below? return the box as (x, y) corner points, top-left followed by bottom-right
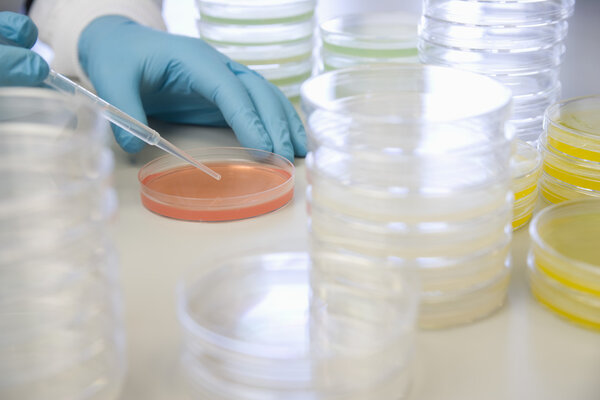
(115, 1), (600, 399)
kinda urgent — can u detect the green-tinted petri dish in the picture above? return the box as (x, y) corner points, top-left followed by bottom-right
(320, 13), (418, 61)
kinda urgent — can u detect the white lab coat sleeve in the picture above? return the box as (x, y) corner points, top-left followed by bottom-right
(29, 0), (166, 84)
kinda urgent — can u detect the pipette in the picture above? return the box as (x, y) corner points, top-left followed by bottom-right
(44, 70), (221, 180)
(0, 35), (220, 180)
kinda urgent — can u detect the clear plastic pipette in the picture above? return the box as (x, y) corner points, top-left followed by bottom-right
(45, 70), (221, 180)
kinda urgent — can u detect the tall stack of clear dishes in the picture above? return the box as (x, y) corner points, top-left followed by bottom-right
(195, 0), (316, 100)
(0, 88), (125, 400)
(178, 249), (420, 399)
(318, 12), (419, 71)
(540, 95), (600, 203)
(419, 0), (575, 144)
(301, 65), (514, 330)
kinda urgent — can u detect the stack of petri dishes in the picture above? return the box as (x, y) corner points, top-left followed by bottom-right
(301, 65), (514, 329)
(178, 249), (419, 399)
(511, 139), (542, 230)
(528, 199), (600, 330)
(318, 12), (419, 71)
(419, 0), (575, 143)
(195, 0), (316, 100)
(0, 88), (125, 400)
(540, 96), (600, 203)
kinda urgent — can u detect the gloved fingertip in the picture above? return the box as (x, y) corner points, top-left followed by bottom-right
(0, 12), (38, 48)
(31, 55), (49, 83)
(113, 127), (146, 153)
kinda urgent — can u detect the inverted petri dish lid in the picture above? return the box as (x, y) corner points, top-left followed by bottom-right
(196, 0), (315, 22)
(423, 0), (575, 26)
(529, 199), (600, 294)
(320, 12), (418, 56)
(138, 147), (294, 222)
(545, 95), (600, 162)
(301, 64), (512, 122)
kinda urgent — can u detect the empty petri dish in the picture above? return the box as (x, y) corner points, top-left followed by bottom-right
(178, 250), (416, 399)
(138, 147), (294, 222)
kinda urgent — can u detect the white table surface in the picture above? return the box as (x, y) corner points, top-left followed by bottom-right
(115, 1), (600, 399)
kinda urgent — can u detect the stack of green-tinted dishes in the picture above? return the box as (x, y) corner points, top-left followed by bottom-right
(196, 0), (316, 100)
(319, 12), (419, 71)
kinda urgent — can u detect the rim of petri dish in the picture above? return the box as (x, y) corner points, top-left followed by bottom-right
(527, 252), (600, 329)
(511, 139), (542, 187)
(177, 251), (313, 360)
(138, 147), (294, 221)
(300, 64), (512, 125)
(0, 148), (114, 219)
(545, 95), (600, 151)
(320, 12), (419, 52)
(529, 199), (600, 280)
(0, 87), (106, 145)
(541, 137), (600, 182)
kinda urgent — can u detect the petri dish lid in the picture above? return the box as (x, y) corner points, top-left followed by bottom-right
(196, 0), (315, 23)
(320, 12), (419, 56)
(423, 0), (575, 27)
(138, 147), (294, 221)
(529, 199), (600, 294)
(510, 139), (542, 194)
(545, 95), (600, 162)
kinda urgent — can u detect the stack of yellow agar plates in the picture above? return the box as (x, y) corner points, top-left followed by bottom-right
(540, 96), (600, 203)
(528, 199), (600, 329)
(511, 139), (542, 230)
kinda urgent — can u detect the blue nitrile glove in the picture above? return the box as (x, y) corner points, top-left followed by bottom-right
(0, 12), (49, 86)
(78, 15), (306, 162)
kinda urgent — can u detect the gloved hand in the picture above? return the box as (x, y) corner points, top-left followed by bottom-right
(0, 12), (49, 86)
(78, 15), (306, 162)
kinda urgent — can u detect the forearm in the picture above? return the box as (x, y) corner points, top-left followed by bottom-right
(28, 0), (166, 84)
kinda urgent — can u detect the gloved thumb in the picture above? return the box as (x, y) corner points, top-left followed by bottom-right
(93, 75), (147, 153)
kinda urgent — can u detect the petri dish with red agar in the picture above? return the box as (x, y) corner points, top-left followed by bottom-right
(138, 147), (295, 221)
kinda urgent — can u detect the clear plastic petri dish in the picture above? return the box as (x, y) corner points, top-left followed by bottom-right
(138, 147), (294, 221)
(541, 138), (600, 191)
(419, 259), (511, 329)
(512, 188), (538, 230)
(319, 48), (419, 72)
(418, 39), (566, 75)
(308, 193), (511, 260)
(539, 171), (600, 203)
(205, 37), (313, 65)
(178, 250), (417, 399)
(419, 16), (569, 51)
(422, 0), (575, 27)
(197, 17), (314, 45)
(528, 253), (600, 330)
(249, 57), (313, 85)
(301, 65), (512, 123)
(306, 150), (511, 224)
(545, 95), (600, 162)
(196, 0), (315, 22)
(529, 199), (600, 295)
(319, 12), (418, 61)
(511, 139), (542, 198)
